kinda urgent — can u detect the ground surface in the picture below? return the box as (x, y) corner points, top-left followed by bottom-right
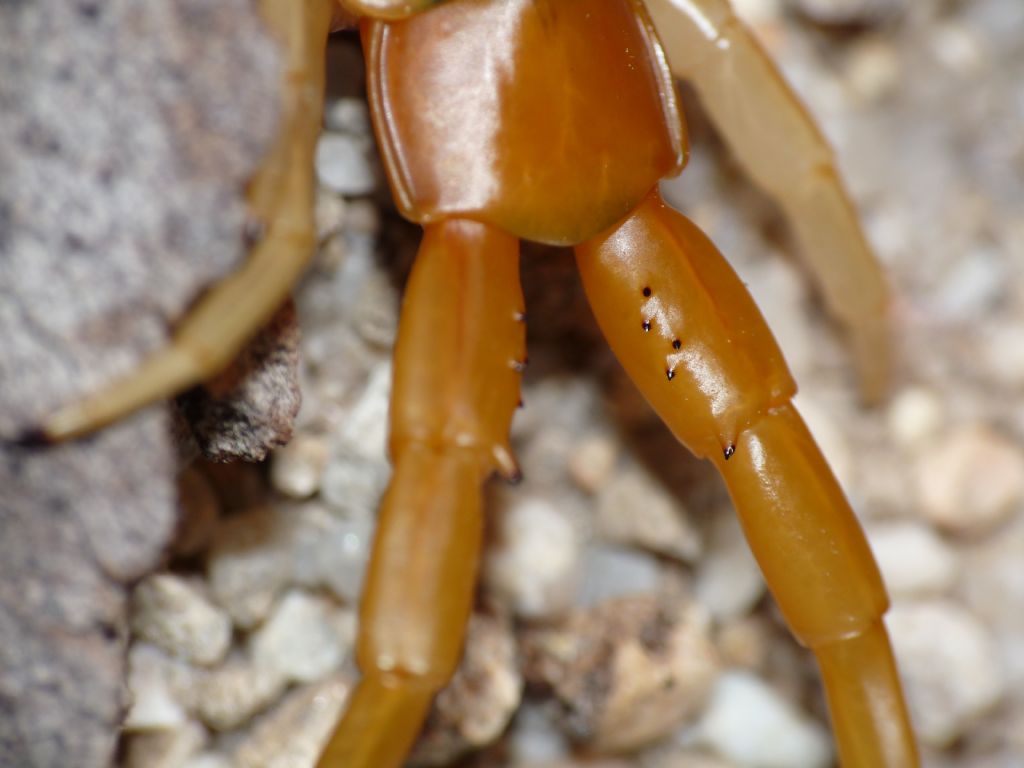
(121, 1), (1024, 767)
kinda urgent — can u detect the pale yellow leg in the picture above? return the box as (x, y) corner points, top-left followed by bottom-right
(35, 0), (334, 443)
(644, 0), (890, 402)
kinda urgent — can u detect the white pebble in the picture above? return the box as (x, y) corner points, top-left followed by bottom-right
(207, 507), (294, 629)
(567, 432), (619, 494)
(886, 387), (945, 447)
(131, 574), (232, 666)
(698, 671), (832, 768)
(315, 132), (377, 196)
(270, 434), (330, 499)
(577, 544), (663, 607)
(595, 463), (702, 562)
(232, 674), (352, 768)
(192, 655), (288, 731)
(123, 644), (194, 731)
(250, 590), (346, 684)
(982, 323), (1024, 388)
(484, 497), (581, 619)
(913, 424), (1024, 534)
(507, 702), (570, 764)
(289, 504), (375, 605)
(694, 515), (765, 621)
(323, 97), (372, 136)
(887, 600), (1005, 747)
(866, 521), (958, 597)
(845, 37), (902, 104)
(930, 21), (986, 76)
(320, 449), (390, 519)
(333, 361), (393, 463)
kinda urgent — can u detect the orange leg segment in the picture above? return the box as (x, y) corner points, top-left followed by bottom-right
(317, 219), (525, 767)
(576, 190), (918, 767)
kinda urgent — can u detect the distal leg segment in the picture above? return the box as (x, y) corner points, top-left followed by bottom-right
(317, 219), (525, 768)
(644, 0), (890, 402)
(575, 190), (918, 768)
(32, 0), (333, 443)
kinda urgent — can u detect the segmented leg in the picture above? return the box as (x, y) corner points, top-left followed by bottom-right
(643, 0), (890, 402)
(30, 0), (332, 443)
(575, 190), (918, 767)
(317, 219), (525, 768)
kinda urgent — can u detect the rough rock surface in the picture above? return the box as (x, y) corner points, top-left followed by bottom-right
(0, 1), (278, 765)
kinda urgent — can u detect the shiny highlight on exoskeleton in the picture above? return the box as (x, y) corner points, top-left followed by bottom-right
(27, 0), (918, 766)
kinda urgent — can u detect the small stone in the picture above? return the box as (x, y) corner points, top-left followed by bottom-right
(323, 97), (372, 136)
(289, 503), (376, 605)
(577, 544), (663, 608)
(932, 247), (1008, 322)
(270, 433), (330, 499)
(886, 387), (945, 448)
(845, 36), (902, 104)
(131, 574), (232, 667)
(866, 521), (958, 597)
(332, 361), (393, 463)
(207, 506), (294, 629)
(351, 270), (400, 349)
(411, 613), (523, 766)
(320, 449), (391, 520)
(524, 595), (718, 753)
(315, 132), (377, 196)
(192, 654), (288, 731)
(716, 617), (770, 670)
(981, 323), (1024, 389)
(930, 21), (986, 76)
(595, 464), (702, 562)
(122, 721), (207, 768)
(888, 600), (1005, 747)
(567, 432), (619, 494)
(250, 590), (346, 684)
(957, 515), (1024, 690)
(913, 424), (1024, 534)
(231, 673), (353, 768)
(484, 496), (582, 619)
(506, 702), (571, 765)
(314, 187), (348, 239)
(698, 671), (832, 768)
(694, 514), (765, 621)
(123, 643), (195, 731)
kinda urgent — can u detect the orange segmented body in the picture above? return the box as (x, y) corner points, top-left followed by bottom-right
(364, 0), (686, 245)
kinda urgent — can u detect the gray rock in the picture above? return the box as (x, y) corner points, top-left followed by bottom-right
(0, 1), (277, 764)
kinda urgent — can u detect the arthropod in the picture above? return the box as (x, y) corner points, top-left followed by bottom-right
(25, 0), (918, 765)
